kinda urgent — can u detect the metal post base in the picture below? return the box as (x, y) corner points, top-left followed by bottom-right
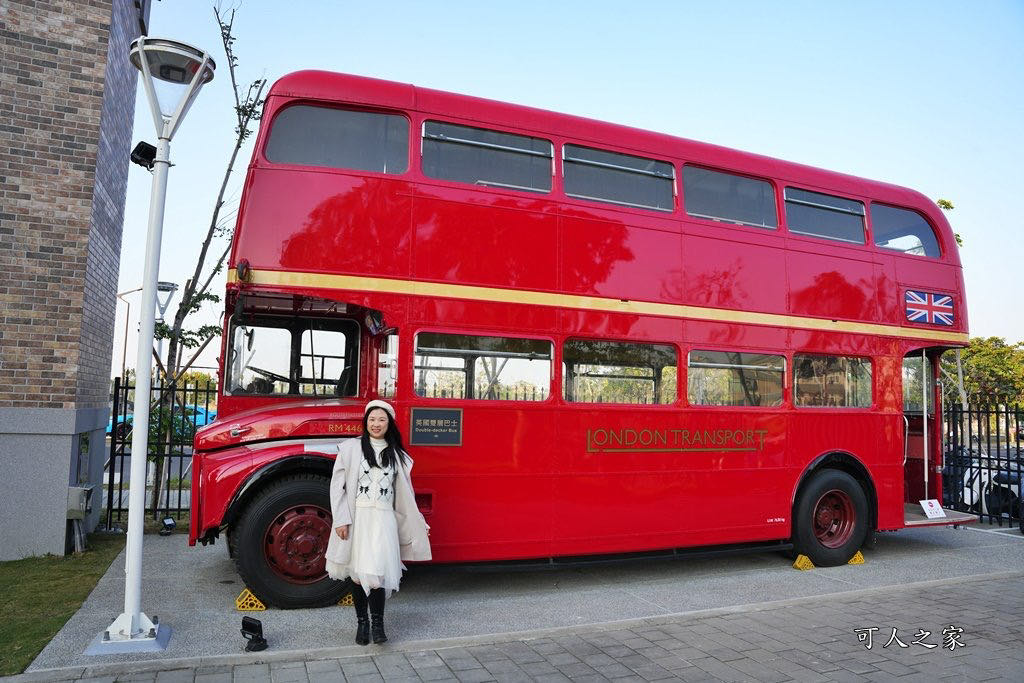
(85, 613), (172, 655)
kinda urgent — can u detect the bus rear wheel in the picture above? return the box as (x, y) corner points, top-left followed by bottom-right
(232, 473), (347, 609)
(792, 469), (869, 567)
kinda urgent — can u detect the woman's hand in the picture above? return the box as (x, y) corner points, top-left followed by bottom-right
(335, 524), (349, 540)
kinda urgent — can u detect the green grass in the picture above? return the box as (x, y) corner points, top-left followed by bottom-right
(0, 533), (125, 676)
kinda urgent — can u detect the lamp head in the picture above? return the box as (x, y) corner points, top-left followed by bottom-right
(155, 281), (179, 317)
(129, 38), (215, 85)
(129, 37), (215, 140)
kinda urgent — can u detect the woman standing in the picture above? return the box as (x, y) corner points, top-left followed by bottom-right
(325, 400), (431, 645)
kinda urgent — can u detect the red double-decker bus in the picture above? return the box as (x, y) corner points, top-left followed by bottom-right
(190, 71), (972, 608)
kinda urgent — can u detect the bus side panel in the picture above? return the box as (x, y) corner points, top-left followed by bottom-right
(681, 229), (788, 315)
(892, 257), (968, 334)
(409, 405), (557, 562)
(412, 186), (557, 292)
(787, 412), (902, 529)
(195, 446), (255, 538)
(788, 247), (880, 323)
(234, 170), (414, 279)
(553, 408), (790, 554)
(560, 213), (680, 303)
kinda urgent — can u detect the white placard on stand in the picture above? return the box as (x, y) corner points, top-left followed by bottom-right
(919, 499), (946, 519)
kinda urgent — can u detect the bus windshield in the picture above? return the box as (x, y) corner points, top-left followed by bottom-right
(228, 315), (359, 397)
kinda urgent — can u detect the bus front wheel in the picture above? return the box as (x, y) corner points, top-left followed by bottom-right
(792, 469), (869, 567)
(232, 473), (347, 609)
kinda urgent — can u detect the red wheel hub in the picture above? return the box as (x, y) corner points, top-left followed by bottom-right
(264, 504), (331, 584)
(812, 489), (855, 548)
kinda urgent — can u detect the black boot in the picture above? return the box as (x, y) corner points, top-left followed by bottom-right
(368, 587), (387, 644)
(350, 583), (370, 646)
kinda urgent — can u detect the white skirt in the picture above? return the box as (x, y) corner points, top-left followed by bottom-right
(326, 505), (405, 597)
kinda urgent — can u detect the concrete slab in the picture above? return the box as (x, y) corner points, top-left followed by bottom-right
(27, 522), (1024, 673)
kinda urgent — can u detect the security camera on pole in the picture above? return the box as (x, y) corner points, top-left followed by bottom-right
(87, 37), (214, 655)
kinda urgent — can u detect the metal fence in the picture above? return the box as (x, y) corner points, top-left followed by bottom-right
(943, 403), (1023, 525)
(105, 376), (217, 528)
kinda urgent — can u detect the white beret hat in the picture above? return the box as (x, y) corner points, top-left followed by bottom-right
(364, 399), (396, 420)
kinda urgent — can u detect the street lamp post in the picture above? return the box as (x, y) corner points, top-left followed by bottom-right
(88, 37), (214, 655)
(116, 287), (143, 380)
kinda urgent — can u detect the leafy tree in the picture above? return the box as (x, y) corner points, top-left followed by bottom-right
(941, 337), (1024, 405)
(936, 198), (962, 247)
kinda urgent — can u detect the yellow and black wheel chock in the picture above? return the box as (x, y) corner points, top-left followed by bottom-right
(792, 550), (865, 571)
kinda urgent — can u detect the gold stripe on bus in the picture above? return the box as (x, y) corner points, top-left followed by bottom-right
(228, 269), (969, 345)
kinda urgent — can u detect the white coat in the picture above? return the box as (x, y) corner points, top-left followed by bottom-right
(325, 438), (432, 566)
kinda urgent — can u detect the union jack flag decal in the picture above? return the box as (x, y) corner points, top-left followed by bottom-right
(905, 290), (954, 326)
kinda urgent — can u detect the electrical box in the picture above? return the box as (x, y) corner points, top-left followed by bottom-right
(68, 485), (94, 520)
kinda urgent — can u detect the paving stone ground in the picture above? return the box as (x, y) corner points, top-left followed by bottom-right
(11, 572), (1023, 683)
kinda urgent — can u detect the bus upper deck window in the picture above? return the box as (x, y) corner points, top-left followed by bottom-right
(683, 166), (777, 229)
(563, 144), (674, 212)
(871, 204), (941, 258)
(422, 121), (552, 193)
(784, 187), (865, 245)
(265, 105), (409, 174)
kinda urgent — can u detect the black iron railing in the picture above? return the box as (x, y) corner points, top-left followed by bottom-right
(105, 376), (217, 528)
(943, 403), (1023, 525)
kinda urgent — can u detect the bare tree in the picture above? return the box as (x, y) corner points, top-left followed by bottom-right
(150, 4), (266, 513)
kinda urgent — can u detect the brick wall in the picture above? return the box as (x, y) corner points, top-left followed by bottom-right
(0, 0), (141, 410)
(0, 0), (147, 558)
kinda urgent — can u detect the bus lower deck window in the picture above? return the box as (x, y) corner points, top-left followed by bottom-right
(414, 332), (551, 401)
(563, 339), (677, 405)
(227, 316), (360, 397)
(687, 350), (785, 407)
(794, 355), (872, 407)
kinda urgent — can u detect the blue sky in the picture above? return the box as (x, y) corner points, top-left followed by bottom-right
(114, 0), (1024, 376)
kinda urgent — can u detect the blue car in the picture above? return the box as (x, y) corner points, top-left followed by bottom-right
(107, 404), (217, 439)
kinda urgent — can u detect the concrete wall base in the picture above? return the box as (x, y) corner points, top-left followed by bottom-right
(0, 407), (109, 561)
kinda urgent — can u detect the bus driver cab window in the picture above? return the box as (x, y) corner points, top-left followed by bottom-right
(227, 315), (360, 397)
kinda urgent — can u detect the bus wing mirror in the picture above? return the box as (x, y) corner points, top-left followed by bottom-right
(365, 310), (386, 336)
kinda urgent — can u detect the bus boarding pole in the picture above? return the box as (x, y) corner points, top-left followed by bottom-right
(923, 349), (929, 501)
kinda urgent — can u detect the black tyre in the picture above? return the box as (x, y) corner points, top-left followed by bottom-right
(984, 486), (1017, 518)
(792, 469), (869, 567)
(232, 473), (346, 608)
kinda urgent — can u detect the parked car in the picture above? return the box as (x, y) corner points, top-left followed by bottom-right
(107, 404), (216, 439)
